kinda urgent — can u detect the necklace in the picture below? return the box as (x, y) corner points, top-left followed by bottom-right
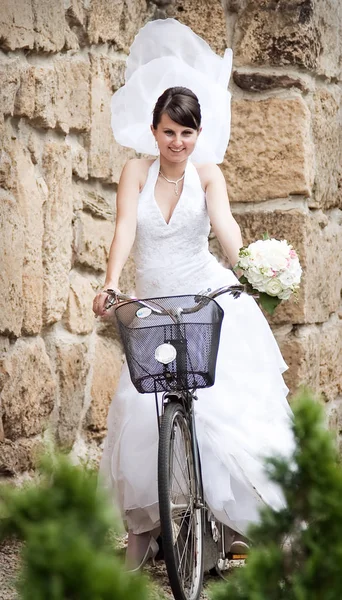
(159, 169), (185, 196)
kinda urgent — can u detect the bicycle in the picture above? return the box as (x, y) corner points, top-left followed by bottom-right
(104, 284), (245, 600)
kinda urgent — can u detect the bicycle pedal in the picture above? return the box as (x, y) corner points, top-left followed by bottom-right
(227, 553), (248, 561)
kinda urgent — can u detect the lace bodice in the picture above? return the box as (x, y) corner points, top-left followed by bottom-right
(132, 157), (225, 297)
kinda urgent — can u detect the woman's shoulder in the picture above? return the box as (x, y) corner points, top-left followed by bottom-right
(194, 162), (224, 190)
(122, 157), (155, 191)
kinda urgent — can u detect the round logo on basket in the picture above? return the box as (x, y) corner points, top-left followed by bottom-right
(155, 343), (177, 365)
(136, 307), (152, 319)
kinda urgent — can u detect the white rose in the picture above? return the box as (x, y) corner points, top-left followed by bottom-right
(289, 259), (302, 284)
(247, 270), (269, 291)
(265, 241), (290, 271)
(265, 278), (283, 297)
(278, 288), (292, 300)
(278, 269), (297, 286)
(238, 255), (252, 270)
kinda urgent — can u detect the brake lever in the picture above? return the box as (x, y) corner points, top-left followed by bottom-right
(227, 284), (245, 300)
(104, 289), (118, 309)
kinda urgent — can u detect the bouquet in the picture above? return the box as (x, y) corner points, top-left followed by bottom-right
(235, 237), (302, 315)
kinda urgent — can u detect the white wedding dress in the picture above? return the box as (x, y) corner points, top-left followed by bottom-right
(99, 157), (294, 536)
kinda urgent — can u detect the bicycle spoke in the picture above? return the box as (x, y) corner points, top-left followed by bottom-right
(159, 403), (204, 600)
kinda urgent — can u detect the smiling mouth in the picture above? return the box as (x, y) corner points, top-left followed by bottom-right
(169, 148), (184, 152)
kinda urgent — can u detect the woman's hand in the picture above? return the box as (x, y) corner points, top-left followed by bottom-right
(92, 288), (120, 318)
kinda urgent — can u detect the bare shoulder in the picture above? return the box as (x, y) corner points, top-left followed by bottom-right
(195, 162), (225, 190)
(122, 157), (155, 191)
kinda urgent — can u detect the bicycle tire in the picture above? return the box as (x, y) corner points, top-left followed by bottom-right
(158, 402), (204, 600)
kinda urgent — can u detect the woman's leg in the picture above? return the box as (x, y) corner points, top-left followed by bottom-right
(125, 530), (159, 570)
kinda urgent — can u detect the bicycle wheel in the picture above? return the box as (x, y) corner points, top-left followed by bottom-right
(158, 402), (204, 600)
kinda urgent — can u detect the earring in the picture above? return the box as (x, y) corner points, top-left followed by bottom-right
(155, 140), (158, 150)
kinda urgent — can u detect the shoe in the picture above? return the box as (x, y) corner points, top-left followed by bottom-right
(127, 536), (159, 572)
(228, 540), (249, 559)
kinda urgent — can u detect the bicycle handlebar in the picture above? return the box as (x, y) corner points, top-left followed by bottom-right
(103, 284), (245, 316)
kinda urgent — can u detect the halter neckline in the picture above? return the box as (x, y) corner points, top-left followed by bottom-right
(152, 156), (189, 226)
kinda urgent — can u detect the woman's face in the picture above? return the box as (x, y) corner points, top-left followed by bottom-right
(151, 113), (200, 162)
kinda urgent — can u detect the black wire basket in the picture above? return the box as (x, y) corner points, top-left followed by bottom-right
(115, 295), (224, 394)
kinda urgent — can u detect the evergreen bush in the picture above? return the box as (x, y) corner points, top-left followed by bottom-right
(0, 455), (148, 600)
(212, 389), (342, 600)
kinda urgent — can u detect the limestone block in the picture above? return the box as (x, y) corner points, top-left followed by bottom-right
(0, 0), (34, 51)
(67, 138), (88, 180)
(0, 56), (21, 116)
(95, 307), (123, 344)
(223, 97), (314, 203)
(233, 71), (309, 93)
(0, 438), (41, 475)
(64, 271), (95, 335)
(0, 337), (10, 354)
(0, 190), (24, 337)
(319, 313), (342, 403)
(30, 67), (57, 129)
(54, 57), (91, 133)
(304, 209), (342, 325)
(234, 207), (342, 325)
(31, 0), (66, 52)
(0, 146), (14, 192)
(86, 336), (123, 436)
(86, 54), (135, 183)
(18, 155), (45, 335)
(171, 0), (227, 55)
(0, 0), (67, 53)
(18, 120), (44, 166)
(42, 142), (73, 325)
(74, 211), (114, 272)
(54, 339), (89, 450)
(66, 29), (81, 52)
(73, 181), (115, 220)
(209, 231), (230, 268)
(274, 324), (320, 396)
(20, 60), (90, 132)
(65, 0), (85, 26)
(228, 0), (342, 80)
(311, 86), (342, 209)
(87, 0), (148, 52)
(326, 397), (342, 437)
(0, 337), (56, 440)
(6, 124), (46, 335)
(14, 65), (36, 119)
(119, 254), (136, 296)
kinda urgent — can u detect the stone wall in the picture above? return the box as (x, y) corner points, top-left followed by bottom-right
(220, 0), (342, 446)
(0, 0), (341, 475)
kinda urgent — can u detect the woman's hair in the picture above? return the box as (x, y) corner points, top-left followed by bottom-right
(152, 87), (201, 131)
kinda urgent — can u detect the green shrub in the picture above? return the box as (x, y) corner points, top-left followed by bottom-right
(212, 389), (342, 600)
(0, 455), (148, 600)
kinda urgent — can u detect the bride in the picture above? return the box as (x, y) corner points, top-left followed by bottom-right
(93, 19), (293, 570)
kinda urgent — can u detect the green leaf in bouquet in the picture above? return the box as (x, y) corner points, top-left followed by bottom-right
(262, 232), (271, 240)
(259, 293), (282, 315)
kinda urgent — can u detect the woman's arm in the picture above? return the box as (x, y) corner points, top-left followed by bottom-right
(201, 163), (243, 267)
(93, 159), (141, 316)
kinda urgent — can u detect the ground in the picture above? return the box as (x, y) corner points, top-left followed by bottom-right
(0, 537), (242, 599)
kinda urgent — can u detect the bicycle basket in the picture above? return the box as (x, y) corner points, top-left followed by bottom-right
(115, 295), (224, 394)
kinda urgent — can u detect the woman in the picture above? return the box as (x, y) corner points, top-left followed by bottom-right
(93, 20), (293, 570)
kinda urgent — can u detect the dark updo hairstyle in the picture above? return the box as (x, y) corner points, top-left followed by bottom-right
(152, 87), (201, 131)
